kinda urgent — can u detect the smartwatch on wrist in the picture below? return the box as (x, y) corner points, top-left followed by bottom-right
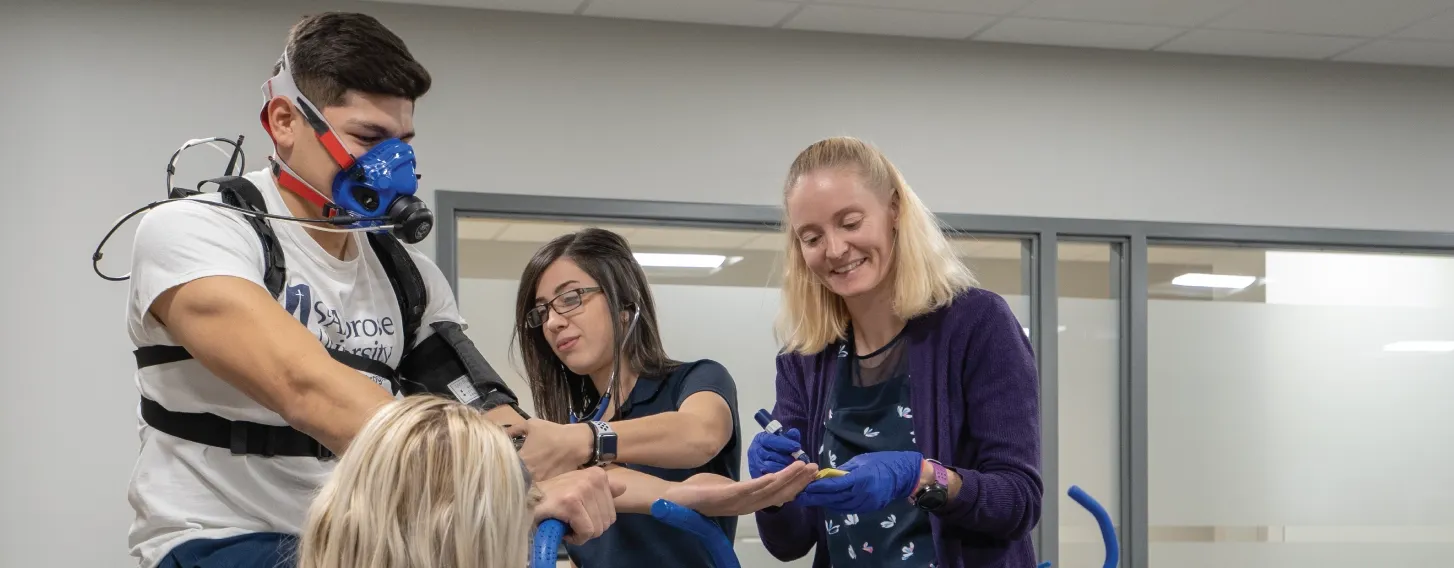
(586, 420), (618, 467)
(910, 459), (950, 512)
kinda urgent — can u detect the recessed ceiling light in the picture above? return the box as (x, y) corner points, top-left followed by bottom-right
(1383, 341), (1454, 353)
(1171, 273), (1257, 290)
(634, 252), (728, 269)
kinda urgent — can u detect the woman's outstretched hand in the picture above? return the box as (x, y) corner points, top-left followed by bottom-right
(796, 451), (923, 514)
(662, 461), (819, 516)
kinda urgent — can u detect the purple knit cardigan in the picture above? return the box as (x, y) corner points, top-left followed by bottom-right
(754, 288), (1043, 568)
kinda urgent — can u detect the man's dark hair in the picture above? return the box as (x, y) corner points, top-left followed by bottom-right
(274, 12), (432, 107)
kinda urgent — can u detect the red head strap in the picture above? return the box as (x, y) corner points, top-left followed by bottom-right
(258, 48), (357, 212)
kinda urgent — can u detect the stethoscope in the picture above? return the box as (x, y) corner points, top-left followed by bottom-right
(511, 302), (642, 453)
(568, 303), (642, 425)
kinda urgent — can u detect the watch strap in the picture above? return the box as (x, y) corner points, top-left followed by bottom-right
(928, 458), (949, 487)
(583, 421), (601, 466)
(911, 459), (950, 510)
(588, 420), (617, 466)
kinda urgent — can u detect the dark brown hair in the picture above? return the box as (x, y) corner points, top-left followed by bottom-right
(276, 12), (432, 107)
(511, 228), (679, 423)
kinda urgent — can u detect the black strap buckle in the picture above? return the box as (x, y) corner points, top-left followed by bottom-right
(141, 396), (337, 461)
(226, 419), (335, 460)
(230, 420), (268, 457)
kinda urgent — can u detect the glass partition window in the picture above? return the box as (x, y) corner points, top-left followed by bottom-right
(446, 200), (1454, 568)
(1058, 241), (1123, 565)
(1147, 246), (1454, 568)
(948, 236), (1031, 328)
(455, 217), (1032, 568)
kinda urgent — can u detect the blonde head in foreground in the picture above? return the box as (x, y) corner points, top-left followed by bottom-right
(776, 136), (976, 354)
(298, 395), (537, 568)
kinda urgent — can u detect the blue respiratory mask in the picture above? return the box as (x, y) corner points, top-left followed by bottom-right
(329, 138), (433, 244)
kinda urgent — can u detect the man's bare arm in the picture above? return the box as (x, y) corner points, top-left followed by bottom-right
(485, 405), (528, 427)
(150, 275), (393, 453)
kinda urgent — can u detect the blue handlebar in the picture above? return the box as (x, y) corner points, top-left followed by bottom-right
(531, 519), (566, 568)
(531, 486), (1116, 568)
(650, 499), (740, 568)
(530, 501), (739, 568)
(1067, 485), (1119, 568)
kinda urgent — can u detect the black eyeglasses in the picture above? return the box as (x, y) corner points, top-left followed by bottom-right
(525, 287), (601, 328)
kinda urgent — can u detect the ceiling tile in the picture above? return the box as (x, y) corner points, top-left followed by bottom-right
(584, 0), (799, 28)
(812, 0), (1035, 16)
(950, 239), (1024, 260)
(1147, 247), (1228, 265)
(975, 17), (1184, 50)
(360, 0), (585, 14)
(742, 233), (787, 252)
(627, 227), (764, 250)
(1016, 0), (1246, 27)
(783, 4), (999, 39)
(1334, 38), (1454, 67)
(1157, 29), (1365, 60)
(1206, 0), (1454, 38)
(495, 221), (591, 243)
(1059, 242), (1114, 261)
(458, 218), (510, 241)
(1395, 7), (1454, 40)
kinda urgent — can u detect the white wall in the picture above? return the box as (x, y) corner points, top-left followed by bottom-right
(7, 0), (1454, 565)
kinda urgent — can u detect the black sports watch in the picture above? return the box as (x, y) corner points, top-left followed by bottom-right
(910, 459), (950, 511)
(586, 420), (618, 467)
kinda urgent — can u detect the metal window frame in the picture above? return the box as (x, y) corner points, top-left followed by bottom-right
(436, 189), (1454, 568)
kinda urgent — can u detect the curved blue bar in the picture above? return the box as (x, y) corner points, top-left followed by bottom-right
(531, 518), (566, 568)
(530, 376), (608, 567)
(1067, 485), (1119, 568)
(651, 499), (740, 568)
(528, 399), (603, 567)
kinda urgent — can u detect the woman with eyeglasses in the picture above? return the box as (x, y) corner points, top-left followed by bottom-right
(511, 227), (818, 567)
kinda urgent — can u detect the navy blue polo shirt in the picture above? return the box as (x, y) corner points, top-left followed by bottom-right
(565, 359), (742, 568)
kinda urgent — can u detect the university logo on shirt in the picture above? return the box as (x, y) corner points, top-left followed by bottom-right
(284, 283), (312, 326)
(282, 280), (399, 369)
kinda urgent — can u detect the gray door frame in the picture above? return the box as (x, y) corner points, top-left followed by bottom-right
(437, 189), (1454, 568)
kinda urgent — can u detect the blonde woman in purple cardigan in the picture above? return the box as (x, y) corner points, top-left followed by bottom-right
(751, 136), (1043, 568)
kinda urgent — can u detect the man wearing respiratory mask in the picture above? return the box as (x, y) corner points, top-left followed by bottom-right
(123, 13), (621, 568)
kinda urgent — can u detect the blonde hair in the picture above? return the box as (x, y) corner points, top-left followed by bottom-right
(775, 136), (976, 354)
(298, 395), (538, 568)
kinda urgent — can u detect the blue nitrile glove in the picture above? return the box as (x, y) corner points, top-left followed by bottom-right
(748, 428), (802, 479)
(795, 451), (923, 513)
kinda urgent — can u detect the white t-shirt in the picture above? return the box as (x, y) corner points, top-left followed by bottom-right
(124, 169), (466, 567)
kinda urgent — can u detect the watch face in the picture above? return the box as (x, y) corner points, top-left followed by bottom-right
(600, 432), (618, 460)
(916, 489), (948, 511)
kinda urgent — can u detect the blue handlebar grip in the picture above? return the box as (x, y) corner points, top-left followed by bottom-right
(651, 499), (740, 568)
(531, 519), (566, 568)
(1067, 485), (1119, 568)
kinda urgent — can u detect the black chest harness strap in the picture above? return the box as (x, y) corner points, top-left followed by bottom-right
(136, 176), (524, 460)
